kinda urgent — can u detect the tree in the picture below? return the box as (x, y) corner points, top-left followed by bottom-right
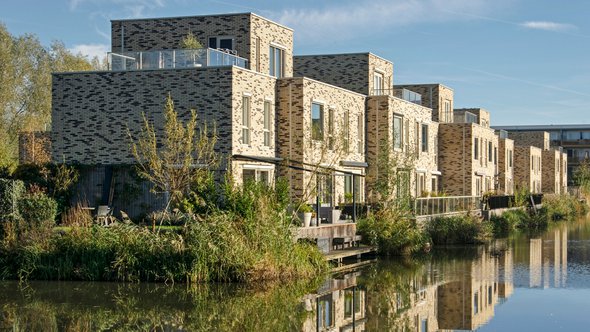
(129, 94), (218, 221)
(574, 160), (590, 194)
(0, 23), (93, 168)
(180, 32), (203, 49)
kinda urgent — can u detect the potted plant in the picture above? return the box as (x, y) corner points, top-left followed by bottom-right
(298, 203), (313, 227)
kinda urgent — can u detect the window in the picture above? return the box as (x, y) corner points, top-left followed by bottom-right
(508, 150), (513, 167)
(373, 72), (384, 95)
(318, 174), (333, 206)
(393, 115), (403, 150)
(311, 102), (324, 141)
(343, 110), (350, 152)
(443, 100), (451, 122)
(269, 45), (284, 78)
(421, 124), (428, 153)
(242, 168), (271, 185)
(318, 294), (334, 330)
(344, 174), (361, 203)
(357, 114), (363, 153)
(488, 142), (493, 162)
(476, 177), (482, 195)
(263, 100), (271, 147)
(328, 109), (334, 150)
(474, 137), (479, 160)
(209, 36), (234, 50)
(494, 147), (498, 165)
(242, 95), (251, 144)
(431, 176), (438, 193)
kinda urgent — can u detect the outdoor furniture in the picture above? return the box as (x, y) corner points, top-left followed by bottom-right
(96, 205), (113, 226)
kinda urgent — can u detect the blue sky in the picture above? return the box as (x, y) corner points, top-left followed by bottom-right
(2, 0), (589, 125)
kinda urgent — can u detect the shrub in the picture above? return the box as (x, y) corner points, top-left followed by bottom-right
(0, 179), (25, 222)
(18, 191), (58, 225)
(357, 209), (430, 256)
(426, 214), (492, 245)
(60, 203), (93, 227)
(540, 195), (586, 221)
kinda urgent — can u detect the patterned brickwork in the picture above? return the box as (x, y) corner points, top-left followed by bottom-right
(18, 131), (51, 164)
(365, 95), (439, 200)
(542, 149), (561, 194)
(508, 131), (550, 150)
(438, 123), (498, 196)
(514, 146), (543, 193)
(111, 13), (293, 77)
(51, 66), (276, 177)
(497, 138), (514, 195)
(394, 84), (454, 123)
(293, 53), (393, 96)
(277, 77), (366, 203)
(455, 108), (491, 127)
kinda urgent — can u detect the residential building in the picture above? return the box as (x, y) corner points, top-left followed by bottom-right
(542, 149), (563, 194)
(496, 130), (514, 195)
(437, 108), (498, 196)
(293, 53), (394, 96)
(514, 146), (543, 193)
(365, 92), (440, 202)
(394, 84), (454, 123)
(493, 124), (590, 185)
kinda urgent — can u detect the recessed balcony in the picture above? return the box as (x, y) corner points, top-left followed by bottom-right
(107, 48), (248, 71)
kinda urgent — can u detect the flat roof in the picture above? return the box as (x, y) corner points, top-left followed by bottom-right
(111, 12), (293, 31)
(493, 124), (590, 131)
(294, 52), (393, 65)
(394, 83), (454, 92)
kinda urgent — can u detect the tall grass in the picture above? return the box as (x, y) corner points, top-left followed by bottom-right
(426, 214), (492, 245)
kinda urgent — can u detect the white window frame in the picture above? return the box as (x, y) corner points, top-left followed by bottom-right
(373, 71), (384, 95)
(393, 115), (404, 151)
(242, 94), (251, 145)
(263, 99), (272, 147)
(311, 101), (324, 141)
(269, 44), (285, 78)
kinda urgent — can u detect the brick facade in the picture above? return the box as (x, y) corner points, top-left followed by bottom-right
(455, 108), (491, 127)
(365, 95), (439, 201)
(514, 146), (543, 193)
(542, 149), (561, 194)
(293, 53), (393, 96)
(508, 131), (550, 150)
(394, 84), (454, 123)
(497, 138), (514, 195)
(111, 13), (294, 77)
(276, 77), (366, 205)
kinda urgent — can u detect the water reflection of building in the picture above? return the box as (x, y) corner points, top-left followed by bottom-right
(302, 273), (367, 332)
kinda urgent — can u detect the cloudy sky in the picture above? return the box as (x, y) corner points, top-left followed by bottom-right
(2, 0), (589, 125)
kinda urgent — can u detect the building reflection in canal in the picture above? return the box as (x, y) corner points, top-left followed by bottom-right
(303, 225), (569, 332)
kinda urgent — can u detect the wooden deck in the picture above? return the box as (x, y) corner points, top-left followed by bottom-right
(324, 245), (376, 261)
(295, 222), (357, 239)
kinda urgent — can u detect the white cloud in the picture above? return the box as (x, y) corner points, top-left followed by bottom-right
(520, 21), (576, 32)
(69, 43), (110, 60)
(271, 0), (499, 43)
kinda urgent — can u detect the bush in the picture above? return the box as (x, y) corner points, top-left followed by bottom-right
(357, 209), (430, 256)
(541, 195), (587, 221)
(426, 214), (492, 245)
(18, 191), (58, 225)
(0, 179), (25, 222)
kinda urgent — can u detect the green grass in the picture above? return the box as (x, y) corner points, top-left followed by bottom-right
(426, 214), (492, 245)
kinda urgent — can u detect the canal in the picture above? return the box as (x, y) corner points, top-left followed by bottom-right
(2, 217), (590, 331)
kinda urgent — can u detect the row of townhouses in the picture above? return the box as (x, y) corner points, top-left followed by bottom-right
(27, 12), (568, 218)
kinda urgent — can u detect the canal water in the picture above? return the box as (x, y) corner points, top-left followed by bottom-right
(2, 217), (590, 331)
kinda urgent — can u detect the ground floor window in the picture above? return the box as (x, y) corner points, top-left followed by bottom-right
(242, 166), (272, 185)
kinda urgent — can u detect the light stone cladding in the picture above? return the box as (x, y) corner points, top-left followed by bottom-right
(514, 146), (543, 193)
(438, 123), (498, 196)
(293, 53), (394, 96)
(508, 131), (550, 150)
(276, 77), (366, 204)
(497, 138), (514, 195)
(560, 152), (568, 194)
(455, 108), (491, 127)
(51, 66), (277, 184)
(394, 84), (454, 123)
(111, 13), (294, 77)
(542, 149), (562, 194)
(365, 95), (439, 201)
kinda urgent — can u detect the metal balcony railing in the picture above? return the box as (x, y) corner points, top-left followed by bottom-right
(413, 196), (481, 216)
(107, 48), (248, 71)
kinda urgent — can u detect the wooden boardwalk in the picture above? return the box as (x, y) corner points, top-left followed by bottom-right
(324, 245), (376, 261)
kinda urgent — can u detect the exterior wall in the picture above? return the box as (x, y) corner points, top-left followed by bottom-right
(52, 66), (275, 172)
(365, 95), (439, 201)
(438, 123), (498, 196)
(560, 152), (568, 193)
(497, 138), (514, 195)
(18, 131), (51, 164)
(508, 131), (550, 150)
(514, 146), (543, 193)
(455, 108), (490, 127)
(542, 149), (561, 194)
(277, 77), (366, 205)
(293, 53), (393, 96)
(394, 84), (454, 123)
(111, 13), (294, 77)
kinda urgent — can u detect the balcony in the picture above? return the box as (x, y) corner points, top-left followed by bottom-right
(108, 48), (248, 71)
(394, 88), (422, 105)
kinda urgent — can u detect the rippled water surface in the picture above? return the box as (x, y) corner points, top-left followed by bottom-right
(2, 217), (590, 331)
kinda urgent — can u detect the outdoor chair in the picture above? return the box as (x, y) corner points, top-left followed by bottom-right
(96, 205), (113, 226)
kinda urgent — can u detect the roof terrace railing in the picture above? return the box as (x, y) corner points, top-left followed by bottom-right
(108, 48), (248, 71)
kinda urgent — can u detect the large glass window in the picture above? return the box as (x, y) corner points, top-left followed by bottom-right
(393, 115), (403, 150)
(209, 36), (234, 50)
(474, 137), (479, 160)
(269, 45), (284, 78)
(488, 141), (493, 162)
(263, 100), (271, 146)
(311, 102), (324, 141)
(443, 100), (451, 122)
(421, 124), (428, 153)
(373, 72), (384, 95)
(242, 96), (251, 144)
